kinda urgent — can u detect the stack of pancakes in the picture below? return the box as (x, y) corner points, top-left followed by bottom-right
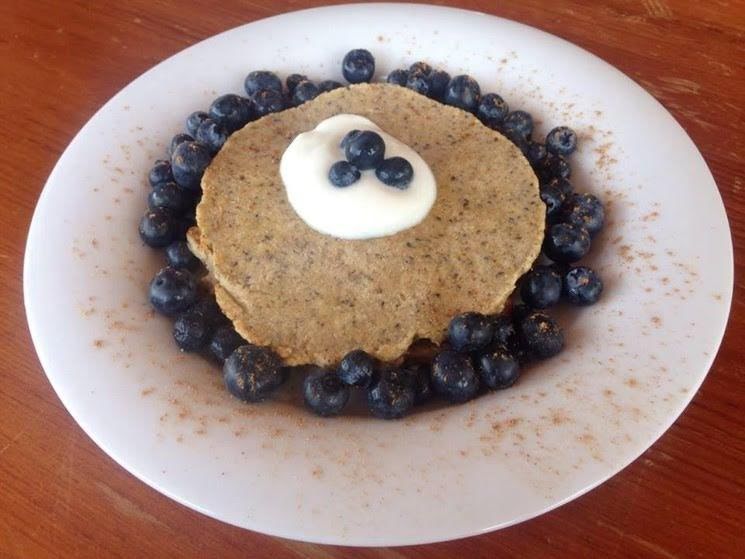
(188, 84), (544, 366)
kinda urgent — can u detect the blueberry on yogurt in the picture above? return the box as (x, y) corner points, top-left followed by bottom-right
(375, 157), (413, 189)
(344, 130), (385, 170)
(328, 160), (361, 187)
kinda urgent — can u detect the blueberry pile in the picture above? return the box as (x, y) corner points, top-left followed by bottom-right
(329, 130), (414, 189)
(139, 48), (605, 419)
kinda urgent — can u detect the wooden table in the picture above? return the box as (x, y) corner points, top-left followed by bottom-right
(2, 1), (743, 557)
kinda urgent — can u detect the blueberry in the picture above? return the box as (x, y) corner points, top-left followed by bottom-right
(546, 126), (578, 156)
(165, 240), (201, 271)
(291, 80), (319, 106)
(344, 130), (385, 170)
(318, 80), (343, 93)
(209, 325), (246, 362)
(342, 48), (375, 83)
(477, 347), (520, 389)
(549, 153), (571, 180)
(244, 70), (283, 97)
(173, 305), (213, 351)
(340, 129), (361, 149)
(174, 209), (198, 239)
(409, 61), (432, 75)
(169, 133), (194, 157)
(149, 159), (174, 186)
(208, 94), (253, 133)
(526, 141), (548, 167)
(223, 344), (285, 402)
(170, 141), (212, 191)
(477, 93), (509, 128)
(539, 182), (566, 221)
(520, 266), (563, 309)
(251, 88), (286, 117)
(443, 75), (481, 113)
(328, 160), (360, 187)
(139, 208), (177, 248)
(375, 157), (414, 189)
(190, 295), (228, 329)
(428, 69), (451, 101)
(517, 311), (564, 359)
(406, 70), (431, 96)
(544, 176), (573, 196)
(195, 118), (228, 154)
(285, 73), (308, 96)
(148, 266), (197, 316)
(563, 266), (603, 305)
(400, 362), (433, 405)
(431, 350), (479, 403)
(367, 369), (416, 419)
(448, 312), (493, 352)
(185, 111), (209, 137)
(337, 349), (375, 387)
(543, 222), (591, 263)
(502, 110), (533, 139)
(303, 368), (350, 417)
(490, 315), (519, 354)
(503, 128), (530, 155)
(148, 181), (188, 214)
(386, 69), (409, 86)
(560, 193), (605, 237)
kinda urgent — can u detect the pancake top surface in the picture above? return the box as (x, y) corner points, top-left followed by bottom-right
(191, 83), (544, 366)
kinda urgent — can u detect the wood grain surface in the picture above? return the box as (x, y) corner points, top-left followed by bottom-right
(1, 1), (743, 557)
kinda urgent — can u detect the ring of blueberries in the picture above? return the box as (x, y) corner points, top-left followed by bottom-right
(139, 48), (605, 420)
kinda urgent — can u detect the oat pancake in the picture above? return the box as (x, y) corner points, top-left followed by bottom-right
(188, 83), (544, 366)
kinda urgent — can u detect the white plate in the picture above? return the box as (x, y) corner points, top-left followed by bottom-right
(24, 3), (733, 546)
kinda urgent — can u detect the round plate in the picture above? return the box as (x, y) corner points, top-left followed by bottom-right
(24, 3), (732, 546)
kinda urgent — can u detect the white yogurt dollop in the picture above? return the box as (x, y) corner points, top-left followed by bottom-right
(279, 114), (436, 240)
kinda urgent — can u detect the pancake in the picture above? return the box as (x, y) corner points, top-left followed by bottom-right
(188, 83), (544, 366)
